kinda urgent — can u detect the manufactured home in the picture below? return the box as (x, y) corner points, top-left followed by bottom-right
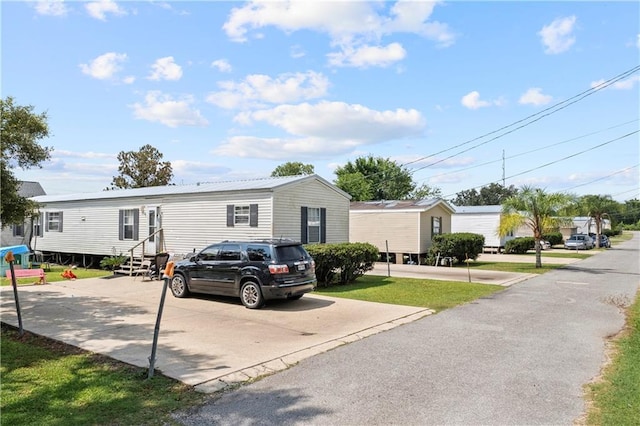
(29, 175), (350, 265)
(350, 199), (455, 264)
(0, 181), (46, 248)
(451, 205), (517, 253)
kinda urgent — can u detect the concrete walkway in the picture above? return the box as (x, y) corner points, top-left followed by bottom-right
(0, 277), (431, 393)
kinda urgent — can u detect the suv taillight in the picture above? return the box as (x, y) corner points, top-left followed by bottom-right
(269, 264), (289, 274)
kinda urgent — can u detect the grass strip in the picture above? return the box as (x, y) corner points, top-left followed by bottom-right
(459, 261), (564, 274)
(0, 324), (206, 425)
(315, 275), (504, 312)
(586, 293), (640, 425)
(1, 266), (111, 286)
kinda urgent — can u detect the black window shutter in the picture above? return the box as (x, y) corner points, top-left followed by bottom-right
(45, 213), (49, 232)
(12, 225), (17, 236)
(439, 216), (443, 234)
(249, 204), (258, 227)
(37, 216), (43, 237)
(119, 210), (124, 240)
(227, 204), (234, 227)
(431, 216), (434, 235)
(133, 209), (139, 240)
(58, 212), (63, 232)
(320, 208), (326, 243)
(300, 207), (308, 244)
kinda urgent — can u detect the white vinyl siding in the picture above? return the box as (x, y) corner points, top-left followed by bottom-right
(272, 179), (349, 243)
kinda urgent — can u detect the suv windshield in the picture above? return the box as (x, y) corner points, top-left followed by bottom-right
(275, 245), (308, 261)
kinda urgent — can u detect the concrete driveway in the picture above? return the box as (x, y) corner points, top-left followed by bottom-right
(0, 277), (431, 392)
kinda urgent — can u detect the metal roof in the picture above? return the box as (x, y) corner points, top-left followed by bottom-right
(350, 198), (455, 212)
(18, 181), (46, 198)
(31, 175), (341, 203)
(453, 205), (503, 214)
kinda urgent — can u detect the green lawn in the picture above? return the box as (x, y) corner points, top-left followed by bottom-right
(586, 293), (640, 425)
(0, 324), (206, 426)
(1, 265), (111, 286)
(315, 275), (504, 312)
(523, 251), (592, 259)
(460, 261), (564, 274)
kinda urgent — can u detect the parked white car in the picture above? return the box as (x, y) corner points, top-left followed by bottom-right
(564, 234), (593, 250)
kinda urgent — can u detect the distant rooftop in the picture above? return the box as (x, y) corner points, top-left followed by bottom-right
(453, 205), (503, 214)
(351, 198), (454, 212)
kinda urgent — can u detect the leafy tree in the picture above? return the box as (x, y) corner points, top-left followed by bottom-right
(0, 97), (52, 225)
(406, 183), (442, 200)
(109, 144), (173, 189)
(452, 183), (519, 206)
(334, 156), (414, 201)
(578, 194), (619, 247)
(271, 162), (315, 177)
(499, 186), (575, 268)
(618, 198), (640, 226)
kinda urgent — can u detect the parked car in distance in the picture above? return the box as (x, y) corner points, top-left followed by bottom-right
(540, 240), (552, 250)
(564, 234), (594, 250)
(596, 234), (611, 248)
(170, 239), (317, 309)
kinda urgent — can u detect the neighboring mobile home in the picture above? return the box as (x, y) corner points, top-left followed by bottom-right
(349, 199), (455, 264)
(451, 205), (517, 253)
(29, 175), (350, 264)
(0, 181), (46, 248)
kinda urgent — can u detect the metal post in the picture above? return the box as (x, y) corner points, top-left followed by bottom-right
(6, 253), (24, 336)
(148, 261), (174, 379)
(385, 240), (390, 277)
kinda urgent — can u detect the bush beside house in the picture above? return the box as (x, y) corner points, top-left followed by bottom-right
(426, 233), (485, 265)
(305, 242), (379, 287)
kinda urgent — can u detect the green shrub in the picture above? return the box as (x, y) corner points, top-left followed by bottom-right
(305, 242), (379, 287)
(99, 254), (127, 271)
(542, 232), (563, 246)
(426, 233), (485, 266)
(504, 237), (535, 254)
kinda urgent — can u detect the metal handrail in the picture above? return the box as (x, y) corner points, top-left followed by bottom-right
(127, 228), (165, 276)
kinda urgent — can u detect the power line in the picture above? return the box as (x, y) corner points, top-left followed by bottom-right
(417, 118), (639, 183)
(441, 130), (639, 199)
(561, 164), (639, 192)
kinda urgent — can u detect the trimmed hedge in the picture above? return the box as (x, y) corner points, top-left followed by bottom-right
(427, 233), (484, 265)
(504, 237), (535, 254)
(305, 242), (379, 287)
(542, 232), (563, 246)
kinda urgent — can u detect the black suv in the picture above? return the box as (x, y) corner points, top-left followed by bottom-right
(169, 239), (316, 309)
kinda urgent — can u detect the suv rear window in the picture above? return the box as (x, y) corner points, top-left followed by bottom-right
(275, 245), (308, 261)
(247, 244), (273, 261)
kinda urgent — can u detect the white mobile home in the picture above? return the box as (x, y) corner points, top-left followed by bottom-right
(350, 199), (455, 264)
(451, 205), (516, 252)
(30, 175), (350, 263)
(0, 181), (46, 248)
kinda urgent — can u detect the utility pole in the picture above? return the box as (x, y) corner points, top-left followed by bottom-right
(502, 149), (505, 187)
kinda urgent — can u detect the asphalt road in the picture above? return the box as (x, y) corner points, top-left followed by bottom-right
(176, 233), (640, 425)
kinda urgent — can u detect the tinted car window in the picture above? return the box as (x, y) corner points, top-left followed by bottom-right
(199, 245), (220, 261)
(275, 245), (308, 261)
(247, 244), (272, 261)
(219, 244), (242, 261)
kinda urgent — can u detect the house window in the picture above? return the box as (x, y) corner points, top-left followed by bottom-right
(301, 206), (326, 244)
(13, 223), (24, 237)
(33, 215), (43, 237)
(307, 208), (321, 243)
(46, 212), (63, 232)
(118, 209), (139, 240)
(431, 216), (442, 235)
(235, 205), (250, 225)
(226, 204), (258, 227)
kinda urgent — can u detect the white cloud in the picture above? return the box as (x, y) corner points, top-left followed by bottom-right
(328, 42), (406, 68)
(213, 101), (425, 159)
(290, 45), (306, 58)
(130, 91), (209, 128)
(54, 150), (115, 159)
(206, 71), (329, 110)
(538, 16), (577, 54)
(223, 1), (455, 48)
(85, 0), (126, 21)
(591, 76), (640, 90)
(211, 59), (232, 73)
(79, 52), (127, 80)
(461, 91), (500, 110)
(34, 0), (69, 16)
(147, 56), (183, 81)
(518, 88), (553, 106)
(123, 75), (136, 84)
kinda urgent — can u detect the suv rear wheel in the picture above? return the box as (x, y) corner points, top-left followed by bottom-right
(170, 274), (190, 298)
(240, 281), (264, 309)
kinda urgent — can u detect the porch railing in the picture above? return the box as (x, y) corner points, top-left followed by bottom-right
(126, 228), (165, 276)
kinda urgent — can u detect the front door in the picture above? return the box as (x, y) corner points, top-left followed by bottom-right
(145, 206), (160, 255)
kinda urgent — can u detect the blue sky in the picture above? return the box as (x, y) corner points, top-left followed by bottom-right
(3, 1), (639, 202)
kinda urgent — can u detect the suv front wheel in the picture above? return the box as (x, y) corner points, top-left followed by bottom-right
(170, 274), (190, 298)
(240, 281), (264, 309)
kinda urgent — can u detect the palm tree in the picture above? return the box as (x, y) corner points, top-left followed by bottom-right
(499, 186), (575, 268)
(579, 195), (619, 248)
